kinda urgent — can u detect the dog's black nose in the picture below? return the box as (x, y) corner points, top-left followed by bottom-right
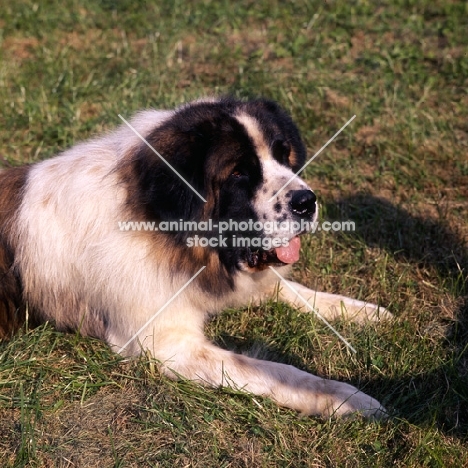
(290, 190), (316, 219)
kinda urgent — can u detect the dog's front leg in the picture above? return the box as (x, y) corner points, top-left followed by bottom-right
(275, 279), (392, 323)
(153, 329), (385, 419)
(248, 270), (392, 323)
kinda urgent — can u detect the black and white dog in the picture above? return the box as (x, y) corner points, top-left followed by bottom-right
(0, 97), (390, 418)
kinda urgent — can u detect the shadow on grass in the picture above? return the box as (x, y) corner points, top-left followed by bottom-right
(215, 195), (467, 436)
(329, 194), (468, 436)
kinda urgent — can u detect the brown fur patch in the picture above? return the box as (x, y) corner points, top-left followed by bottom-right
(158, 236), (235, 295)
(288, 148), (299, 170)
(0, 167), (29, 338)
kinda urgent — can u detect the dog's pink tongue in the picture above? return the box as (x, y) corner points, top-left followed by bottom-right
(275, 237), (301, 264)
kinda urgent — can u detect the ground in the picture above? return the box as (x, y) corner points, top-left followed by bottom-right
(0, 0), (467, 466)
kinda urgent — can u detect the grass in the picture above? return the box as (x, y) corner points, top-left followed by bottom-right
(0, 0), (467, 466)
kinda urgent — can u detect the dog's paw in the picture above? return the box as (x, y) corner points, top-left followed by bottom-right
(278, 281), (393, 324)
(317, 380), (387, 419)
(326, 298), (393, 324)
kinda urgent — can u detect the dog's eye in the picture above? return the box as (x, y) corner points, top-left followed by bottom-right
(272, 138), (291, 165)
(230, 169), (248, 179)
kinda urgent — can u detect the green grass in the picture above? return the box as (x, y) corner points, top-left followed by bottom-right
(0, 0), (467, 466)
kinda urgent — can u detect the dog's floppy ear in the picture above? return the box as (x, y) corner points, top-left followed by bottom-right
(127, 117), (217, 224)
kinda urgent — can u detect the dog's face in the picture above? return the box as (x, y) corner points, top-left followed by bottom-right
(126, 98), (317, 273)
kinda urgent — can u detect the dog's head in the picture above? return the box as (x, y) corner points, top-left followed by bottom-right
(125, 97), (317, 273)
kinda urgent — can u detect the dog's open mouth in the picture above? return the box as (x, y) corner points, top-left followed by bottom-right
(247, 236), (301, 268)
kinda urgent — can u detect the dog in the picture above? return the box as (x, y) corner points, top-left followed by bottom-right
(0, 97), (390, 418)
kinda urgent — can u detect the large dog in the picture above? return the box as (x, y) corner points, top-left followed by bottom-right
(0, 97), (389, 418)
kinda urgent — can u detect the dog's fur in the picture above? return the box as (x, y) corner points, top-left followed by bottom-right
(0, 97), (390, 418)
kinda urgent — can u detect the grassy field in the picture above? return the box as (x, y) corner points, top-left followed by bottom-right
(0, 0), (467, 466)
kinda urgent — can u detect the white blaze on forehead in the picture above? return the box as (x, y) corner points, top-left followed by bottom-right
(235, 111), (314, 239)
(235, 113), (271, 160)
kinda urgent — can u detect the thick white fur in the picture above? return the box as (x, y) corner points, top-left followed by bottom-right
(13, 108), (389, 419)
